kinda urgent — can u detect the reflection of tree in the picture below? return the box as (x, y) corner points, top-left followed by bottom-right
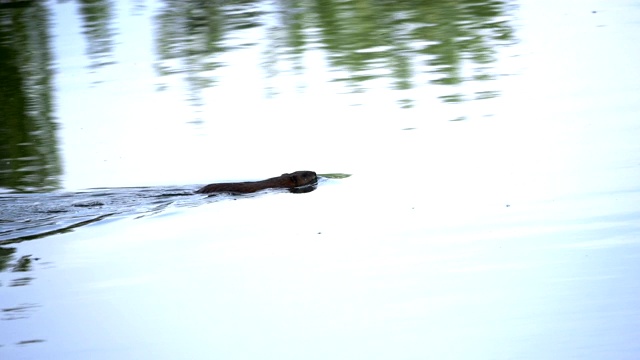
(12, 254), (33, 272)
(0, 2), (61, 192)
(77, 0), (116, 68)
(414, 0), (514, 102)
(312, 0), (417, 104)
(309, 0), (514, 106)
(0, 246), (17, 272)
(262, 0), (308, 97)
(154, 0), (261, 105)
(155, 0), (513, 108)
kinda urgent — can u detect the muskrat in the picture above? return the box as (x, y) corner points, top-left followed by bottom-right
(195, 171), (318, 194)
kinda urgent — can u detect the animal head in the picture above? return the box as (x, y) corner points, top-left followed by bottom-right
(283, 171), (317, 187)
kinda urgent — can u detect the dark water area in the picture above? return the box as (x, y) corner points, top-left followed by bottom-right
(0, 1), (59, 192)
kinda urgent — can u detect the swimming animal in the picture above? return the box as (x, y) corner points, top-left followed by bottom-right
(195, 171), (317, 194)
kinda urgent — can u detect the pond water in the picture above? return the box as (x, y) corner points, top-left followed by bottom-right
(2, 0), (640, 359)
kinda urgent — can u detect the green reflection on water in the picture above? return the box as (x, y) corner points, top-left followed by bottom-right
(0, 246), (16, 272)
(0, 0), (514, 191)
(0, 1), (61, 192)
(153, 0), (515, 107)
(78, 0), (116, 69)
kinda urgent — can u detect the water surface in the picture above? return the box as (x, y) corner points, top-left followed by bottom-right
(1, 0), (640, 359)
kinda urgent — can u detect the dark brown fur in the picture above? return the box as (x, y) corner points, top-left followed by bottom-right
(196, 171), (317, 194)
